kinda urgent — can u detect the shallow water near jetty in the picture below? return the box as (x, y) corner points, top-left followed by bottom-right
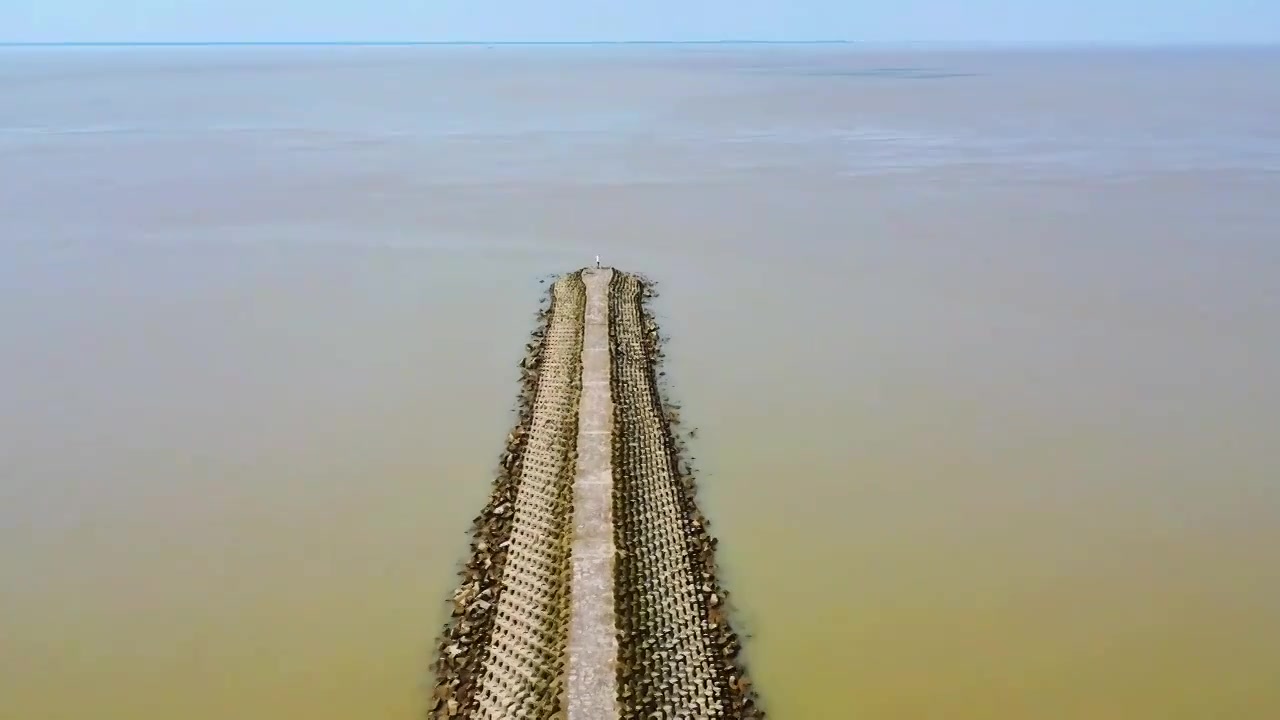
(2, 45), (1279, 719)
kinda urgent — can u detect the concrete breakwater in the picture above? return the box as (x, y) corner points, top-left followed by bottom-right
(430, 269), (761, 719)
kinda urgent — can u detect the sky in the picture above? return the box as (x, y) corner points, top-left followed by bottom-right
(1, 0), (1278, 44)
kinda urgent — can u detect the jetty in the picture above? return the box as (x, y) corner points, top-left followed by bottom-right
(429, 269), (761, 719)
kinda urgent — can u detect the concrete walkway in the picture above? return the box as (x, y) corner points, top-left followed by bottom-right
(566, 268), (618, 720)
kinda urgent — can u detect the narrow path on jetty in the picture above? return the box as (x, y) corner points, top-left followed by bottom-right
(566, 268), (619, 719)
(430, 269), (762, 720)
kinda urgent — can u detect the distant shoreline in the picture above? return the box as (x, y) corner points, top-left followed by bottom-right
(0, 40), (855, 47)
(2, 40), (1274, 50)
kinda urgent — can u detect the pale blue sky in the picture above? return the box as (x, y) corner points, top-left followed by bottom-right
(2, 0), (1277, 44)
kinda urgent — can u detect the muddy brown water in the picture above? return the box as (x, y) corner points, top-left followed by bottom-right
(2, 45), (1279, 719)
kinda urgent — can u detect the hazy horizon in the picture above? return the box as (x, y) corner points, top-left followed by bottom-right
(5, 40), (1280, 47)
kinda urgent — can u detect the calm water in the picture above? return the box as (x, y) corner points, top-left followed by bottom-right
(2, 45), (1278, 719)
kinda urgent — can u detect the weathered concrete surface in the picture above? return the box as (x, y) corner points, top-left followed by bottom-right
(565, 268), (619, 720)
(468, 275), (583, 719)
(608, 271), (763, 719)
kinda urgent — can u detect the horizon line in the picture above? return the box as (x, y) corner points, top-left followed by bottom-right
(6, 40), (848, 47)
(2, 39), (1276, 49)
